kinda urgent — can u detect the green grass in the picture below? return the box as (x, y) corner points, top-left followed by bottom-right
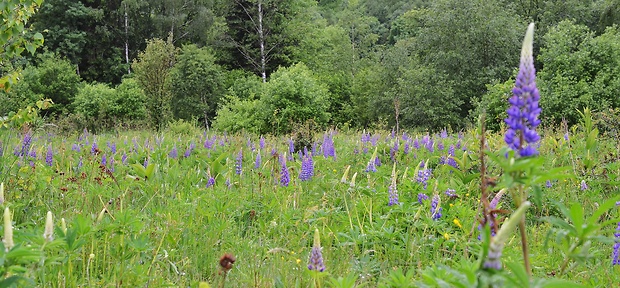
(0, 124), (618, 287)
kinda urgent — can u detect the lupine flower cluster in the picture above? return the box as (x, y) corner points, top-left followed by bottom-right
(280, 155), (290, 187)
(259, 136), (265, 149)
(235, 149), (243, 175)
(299, 149), (314, 181)
(169, 145), (178, 159)
(504, 23), (541, 157)
(388, 164), (399, 206)
(612, 222), (620, 266)
(46, 145), (53, 166)
(416, 168), (432, 189)
(308, 229), (325, 272)
(390, 140), (399, 162)
(417, 193), (429, 204)
(431, 194), (442, 220)
(322, 133), (336, 159)
(255, 152), (262, 169)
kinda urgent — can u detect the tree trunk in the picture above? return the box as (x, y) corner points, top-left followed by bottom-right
(258, 0), (266, 83)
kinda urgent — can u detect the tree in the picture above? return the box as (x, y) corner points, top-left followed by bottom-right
(0, 0), (45, 90)
(132, 38), (177, 130)
(169, 44), (226, 127)
(262, 63), (330, 134)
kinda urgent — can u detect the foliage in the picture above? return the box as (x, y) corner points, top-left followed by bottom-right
(0, 0), (45, 91)
(538, 21), (620, 126)
(132, 38), (177, 130)
(169, 45), (226, 127)
(1, 53), (81, 116)
(261, 63), (330, 134)
(212, 96), (266, 134)
(471, 78), (515, 132)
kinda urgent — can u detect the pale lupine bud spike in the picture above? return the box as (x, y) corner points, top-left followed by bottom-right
(0, 182), (4, 205)
(3, 207), (13, 251)
(43, 211), (54, 242)
(350, 172), (358, 188)
(341, 165), (351, 183)
(483, 201), (531, 270)
(96, 208), (107, 223)
(61, 218), (67, 234)
(308, 228), (325, 272)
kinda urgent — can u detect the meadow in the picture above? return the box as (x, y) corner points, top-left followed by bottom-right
(0, 113), (618, 287)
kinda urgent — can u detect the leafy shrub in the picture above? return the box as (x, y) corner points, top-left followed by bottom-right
(262, 63), (330, 134)
(212, 96), (266, 134)
(73, 82), (115, 131)
(470, 78), (515, 132)
(0, 53), (81, 116)
(170, 45), (226, 127)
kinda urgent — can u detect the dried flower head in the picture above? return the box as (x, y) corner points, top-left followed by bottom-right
(219, 253), (236, 273)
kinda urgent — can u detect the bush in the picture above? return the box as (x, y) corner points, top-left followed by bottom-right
(212, 96), (266, 134)
(262, 63), (330, 134)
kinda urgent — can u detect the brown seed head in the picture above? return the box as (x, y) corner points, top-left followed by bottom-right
(219, 253), (236, 272)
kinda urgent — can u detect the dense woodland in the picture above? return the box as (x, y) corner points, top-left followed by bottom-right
(3, 0), (620, 134)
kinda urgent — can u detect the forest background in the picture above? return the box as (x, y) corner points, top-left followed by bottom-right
(3, 0), (620, 134)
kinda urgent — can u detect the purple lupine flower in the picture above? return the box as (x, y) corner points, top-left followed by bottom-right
(45, 145), (53, 166)
(437, 141), (444, 151)
(613, 222), (620, 266)
(16, 132), (32, 157)
(206, 176), (215, 188)
(259, 136), (265, 149)
(184, 148), (192, 158)
(431, 195), (442, 220)
(71, 143), (80, 152)
(91, 142), (98, 155)
(365, 157), (377, 173)
(255, 152), (262, 169)
(280, 155), (289, 187)
(418, 193), (429, 204)
(504, 23), (541, 157)
(374, 156), (382, 167)
(425, 138), (434, 153)
(308, 229), (325, 272)
(403, 142), (410, 155)
(29, 149), (36, 159)
(169, 145), (178, 159)
(109, 157), (115, 172)
(416, 169), (432, 189)
(545, 180), (553, 188)
(101, 154), (107, 166)
(78, 156), (83, 169)
(456, 139), (462, 150)
(445, 189), (456, 198)
(289, 139), (295, 154)
(143, 157), (149, 167)
(440, 129), (448, 138)
(235, 149), (243, 175)
(388, 174), (399, 206)
(361, 132), (370, 144)
(446, 145), (459, 169)
(322, 134), (336, 159)
(299, 154), (313, 181)
(122, 152), (128, 165)
(225, 178), (231, 188)
(370, 135), (379, 146)
(413, 138), (420, 149)
(390, 140), (399, 162)
(108, 142), (117, 154)
(564, 132), (569, 142)
(580, 180), (588, 191)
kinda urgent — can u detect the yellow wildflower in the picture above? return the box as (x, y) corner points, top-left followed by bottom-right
(453, 218), (463, 229)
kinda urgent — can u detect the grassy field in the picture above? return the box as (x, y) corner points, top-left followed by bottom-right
(0, 118), (618, 287)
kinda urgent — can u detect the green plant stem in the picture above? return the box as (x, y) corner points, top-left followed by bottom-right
(518, 217), (531, 277)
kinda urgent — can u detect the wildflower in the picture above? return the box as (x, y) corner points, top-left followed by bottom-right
(374, 156), (382, 167)
(425, 138), (434, 153)
(259, 136), (265, 149)
(280, 155), (290, 187)
(3, 207), (13, 251)
(17, 132), (32, 157)
(440, 129), (448, 138)
(46, 145), (53, 166)
(445, 189), (457, 198)
(169, 145), (178, 159)
(545, 180), (553, 188)
(235, 150), (243, 175)
(122, 152), (128, 165)
(388, 163), (399, 206)
(403, 142), (410, 155)
(143, 157), (149, 167)
(91, 141), (99, 155)
(416, 168), (432, 189)
(453, 218), (463, 229)
(418, 193), (429, 204)
(443, 233), (450, 240)
(0, 183), (4, 205)
(206, 175), (215, 188)
(71, 143), (80, 152)
(108, 142), (117, 154)
(613, 222), (620, 266)
(581, 180), (588, 191)
(322, 133), (336, 159)
(299, 151), (314, 181)
(483, 201), (531, 270)
(437, 141), (444, 151)
(219, 253), (236, 273)
(308, 229), (325, 272)
(504, 23), (541, 157)
(413, 138), (420, 149)
(43, 211), (54, 242)
(101, 154), (107, 166)
(289, 139), (295, 154)
(431, 194), (442, 220)
(390, 140), (399, 162)
(255, 152), (262, 169)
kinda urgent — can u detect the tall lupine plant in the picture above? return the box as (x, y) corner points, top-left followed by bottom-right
(485, 23), (569, 276)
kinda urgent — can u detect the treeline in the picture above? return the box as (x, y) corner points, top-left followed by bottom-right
(2, 0), (620, 133)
